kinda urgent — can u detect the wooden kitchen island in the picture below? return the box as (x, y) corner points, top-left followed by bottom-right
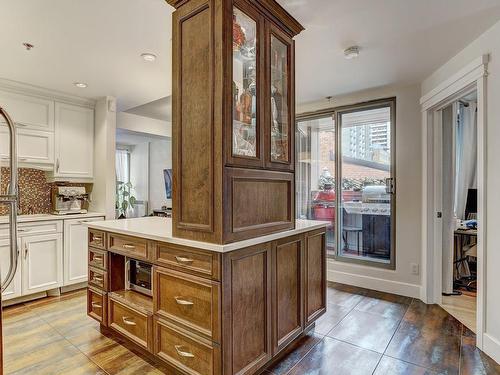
(86, 217), (326, 375)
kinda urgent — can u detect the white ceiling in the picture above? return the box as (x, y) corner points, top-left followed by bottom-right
(279, 0), (500, 104)
(116, 128), (169, 146)
(0, 0), (173, 112)
(126, 96), (171, 122)
(1, 0), (500, 116)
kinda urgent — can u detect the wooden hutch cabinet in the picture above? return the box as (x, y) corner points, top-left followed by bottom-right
(168, 0), (304, 244)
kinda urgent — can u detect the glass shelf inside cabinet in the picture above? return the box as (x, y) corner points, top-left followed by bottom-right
(232, 8), (257, 158)
(270, 35), (289, 163)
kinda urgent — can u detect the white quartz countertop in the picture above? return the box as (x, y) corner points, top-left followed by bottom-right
(86, 217), (329, 253)
(0, 212), (105, 225)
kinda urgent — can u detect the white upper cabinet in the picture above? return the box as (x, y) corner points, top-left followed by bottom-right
(0, 128), (54, 165)
(0, 90), (54, 131)
(54, 102), (94, 179)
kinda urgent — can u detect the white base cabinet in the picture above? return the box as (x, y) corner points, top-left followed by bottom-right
(21, 233), (63, 295)
(63, 217), (104, 286)
(0, 215), (104, 302)
(0, 239), (22, 301)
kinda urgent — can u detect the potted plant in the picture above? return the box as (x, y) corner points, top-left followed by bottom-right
(116, 181), (137, 219)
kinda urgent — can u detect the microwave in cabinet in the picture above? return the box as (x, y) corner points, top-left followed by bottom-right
(125, 258), (152, 296)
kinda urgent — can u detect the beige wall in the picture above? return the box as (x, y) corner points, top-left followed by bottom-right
(422, 19), (500, 364)
(298, 83), (422, 297)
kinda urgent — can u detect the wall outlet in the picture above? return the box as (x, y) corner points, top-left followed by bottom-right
(411, 263), (420, 275)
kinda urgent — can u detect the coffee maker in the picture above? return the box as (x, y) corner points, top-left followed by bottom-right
(51, 186), (89, 215)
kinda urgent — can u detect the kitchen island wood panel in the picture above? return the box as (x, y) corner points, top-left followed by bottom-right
(86, 219), (326, 375)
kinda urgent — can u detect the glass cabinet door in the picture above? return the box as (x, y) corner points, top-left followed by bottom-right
(268, 26), (293, 169)
(232, 6), (260, 162)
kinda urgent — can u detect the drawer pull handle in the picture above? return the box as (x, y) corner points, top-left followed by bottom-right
(174, 296), (194, 306)
(93, 255), (103, 261)
(122, 316), (136, 326)
(18, 228), (31, 232)
(175, 256), (194, 264)
(93, 236), (103, 243)
(174, 345), (195, 358)
(91, 302), (102, 309)
(122, 244), (136, 250)
(93, 275), (103, 282)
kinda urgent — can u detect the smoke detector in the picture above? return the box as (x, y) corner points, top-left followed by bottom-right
(344, 46), (360, 59)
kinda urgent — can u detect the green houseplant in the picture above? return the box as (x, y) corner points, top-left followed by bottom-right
(116, 181), (137, 218)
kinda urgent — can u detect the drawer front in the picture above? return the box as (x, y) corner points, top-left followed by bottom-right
(109, 297), (151, 350)
(87, 287), (107, 325)
(0, 220), (62, 239)
(155, 318), (219, 375)
(156, 243), (220, 280)
(153, 267), (220, 342)
(89, 248), (107, 270)
(88, 230), (105, 249)
(108, 233), (149, 260)
(88, 266), (108, 291)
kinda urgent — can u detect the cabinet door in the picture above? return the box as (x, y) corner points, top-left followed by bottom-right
(54, 102), (94, 178)
(272, 235), (303, 354)
(0, 239), (22, 301)
(265, 22), (294, 171)
(304, 229), (327, 326)
(0, 128), (54, 165)
(0, 90), (54, 131)
(22, 233), (63, 295)
(64, 217), (104, 286)
(228, 2), (265, 168)
(222, 243), (272, 375)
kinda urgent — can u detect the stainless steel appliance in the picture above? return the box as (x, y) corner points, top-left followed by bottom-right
(0, 107), (20, 369)
(125, 258), (152, 296)
(52, 186), (88, 215)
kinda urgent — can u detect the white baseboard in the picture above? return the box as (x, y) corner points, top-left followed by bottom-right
(483, 333), (500, 365)
(328, 269), (421, 299)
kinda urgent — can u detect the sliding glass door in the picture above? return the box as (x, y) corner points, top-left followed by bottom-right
(336, 100), (395, 267)
(296, 98), (396, 268)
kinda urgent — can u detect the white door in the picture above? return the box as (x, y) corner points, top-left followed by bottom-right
(22, 233), (63, 295)
(0, 238), (22, 301)
(63, 217), (104, 286)
(54, 102), (94, 178)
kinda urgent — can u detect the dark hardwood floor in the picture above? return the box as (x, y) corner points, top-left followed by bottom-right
(2, 282), (499, 374)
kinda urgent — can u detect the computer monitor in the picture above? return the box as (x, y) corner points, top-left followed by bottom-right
(465, 188), (477, 219)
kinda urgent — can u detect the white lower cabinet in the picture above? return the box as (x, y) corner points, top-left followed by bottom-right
(0, 239), (22, 301)
(63, 217), (104, 286)
(21, 233), (63, 295)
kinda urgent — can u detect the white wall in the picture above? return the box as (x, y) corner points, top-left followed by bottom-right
(422, 19), (500, 364)
(90, 96), (116, 219)
(298, 84), (422, 298)
(117, 112), (171, 138)
(129, 142), (149, 212)
(149, 139), (172, 211)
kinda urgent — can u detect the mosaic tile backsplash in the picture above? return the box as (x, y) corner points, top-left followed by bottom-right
(0, 168), (92, 215)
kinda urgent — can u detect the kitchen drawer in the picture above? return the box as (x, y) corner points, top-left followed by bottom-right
(89, 248), (107, 271)
(108, 296), (152, 351)
(88, 229), (105, 249)
(108, 233), (149, 260)
(155, 242), (220, 280)
(87, 287), (107, 325)
(155, 318), (220, 375)
(153, 266), (220, 342)
(0, 220), (62, 239)
(88, 266), (108, 291)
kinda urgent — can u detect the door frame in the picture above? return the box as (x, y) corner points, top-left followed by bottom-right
(420, 55), (488, 349)
(334, 98), (397, 269)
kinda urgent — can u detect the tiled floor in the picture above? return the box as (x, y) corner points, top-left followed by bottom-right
(2, 283), (500, 374)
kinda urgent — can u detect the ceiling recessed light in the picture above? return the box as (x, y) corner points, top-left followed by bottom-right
(344, 46), (360, 60)
(74, 82), (88, 88)
(141, 53), (157, 62)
